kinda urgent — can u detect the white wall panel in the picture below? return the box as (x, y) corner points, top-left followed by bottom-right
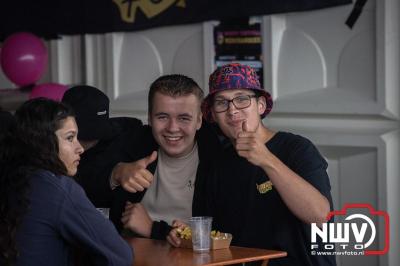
(84, 23), (204, 121)
(277, 29), (325, 97)
(48, 35), (83, 85)
(262, 2), (399, 119)
(113, 33), (163, 113)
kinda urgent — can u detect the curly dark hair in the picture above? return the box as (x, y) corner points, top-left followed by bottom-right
(0, 98), (74, 265)
(148, 74), (204, 114)
(0, 109), (16, 139)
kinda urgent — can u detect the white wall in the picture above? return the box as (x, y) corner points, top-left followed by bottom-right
(0, 0), (398, 265)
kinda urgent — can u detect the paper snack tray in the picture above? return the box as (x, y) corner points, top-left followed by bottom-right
(179, 233), (233, 250)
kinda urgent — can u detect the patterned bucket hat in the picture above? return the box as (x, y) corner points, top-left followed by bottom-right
(202, 63), (273, 122)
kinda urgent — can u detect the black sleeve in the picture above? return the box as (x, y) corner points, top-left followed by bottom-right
(290, 138), (331, 199)
(286, 136), (335, 212)
(75, 119), (144, 208)
(192, 121), (223, 219)
(107, 125), (159, 232)
(109, 187), (145, 232)
(109, 117), (142, 133)
(76, 134), (141, 208)
(150, 221), (173, 240)
(75, 150), (119, 208)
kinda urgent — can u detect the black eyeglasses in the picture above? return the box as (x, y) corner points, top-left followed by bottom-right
(212, 95), (258, 113)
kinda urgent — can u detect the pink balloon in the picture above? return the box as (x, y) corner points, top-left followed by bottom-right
(29, 83), (68, 102)
(0, 32), (48, 86)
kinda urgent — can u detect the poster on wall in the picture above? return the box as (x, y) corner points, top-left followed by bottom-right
(214, 21), (263, 87)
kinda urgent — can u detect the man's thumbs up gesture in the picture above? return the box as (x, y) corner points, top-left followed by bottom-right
(111, 151), (158, 193)
(235, 120), (270, 167)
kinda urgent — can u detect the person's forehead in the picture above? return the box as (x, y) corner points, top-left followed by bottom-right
(152, 92), (200, 113)
(214, 89), (253, 98)
(153, 91), (200, 102)
(57, 116), (77, 133)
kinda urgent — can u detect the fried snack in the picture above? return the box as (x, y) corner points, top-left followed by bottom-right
(177, 228), (228, 239)
(176, 227), (192, 240)
(176, 227), (232, 250)
(211, 230), (224, 239)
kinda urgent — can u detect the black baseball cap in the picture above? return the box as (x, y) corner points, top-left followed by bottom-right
(62, 85), (114, 141)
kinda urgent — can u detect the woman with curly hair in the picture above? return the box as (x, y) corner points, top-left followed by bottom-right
(0, 98), (133, 266)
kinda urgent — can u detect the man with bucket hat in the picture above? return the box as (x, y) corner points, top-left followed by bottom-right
(198, 63), (335, 266)
(62, 85), (142, 213)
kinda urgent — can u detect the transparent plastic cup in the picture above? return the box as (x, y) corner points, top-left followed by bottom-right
(189, 216), (213, 252)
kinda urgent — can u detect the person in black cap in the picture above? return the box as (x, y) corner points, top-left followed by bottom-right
(62, 85), (114, 150)
(62, 85), (143, 213)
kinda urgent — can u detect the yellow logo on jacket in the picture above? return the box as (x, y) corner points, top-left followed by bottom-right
(113, 0), (186, 23)
(256, 181), (273, 194)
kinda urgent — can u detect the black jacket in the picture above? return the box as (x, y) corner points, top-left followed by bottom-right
(75, 117), (143, 207)
(109, 122), (220, 239)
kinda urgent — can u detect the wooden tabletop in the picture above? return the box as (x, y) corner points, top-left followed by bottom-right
(125, 238), (287, 266)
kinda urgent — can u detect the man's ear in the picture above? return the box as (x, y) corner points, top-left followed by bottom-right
(196, 111), (203, 130)
(257, 96), (267, 116)
(148, 113), (152, 126)
(211, 110), (217, 122)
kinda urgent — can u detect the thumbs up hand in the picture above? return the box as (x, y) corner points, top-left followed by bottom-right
(235, 121), (269, 167)
(241, 119), (249, 133)
(138, 151), (158, 169)
(111, 151), (158, 193)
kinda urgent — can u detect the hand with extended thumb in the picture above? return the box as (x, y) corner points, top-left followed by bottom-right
(236, 120), (250, 140)
(111, 151), (158, 193)
(138, 150), (158, 169)
(235, 120), (269, 167)
(242, 120), (249, 132)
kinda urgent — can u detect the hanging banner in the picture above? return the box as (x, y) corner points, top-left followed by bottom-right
(0, 0), (351, 41)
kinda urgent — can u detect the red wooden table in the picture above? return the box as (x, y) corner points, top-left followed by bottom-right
(126, 238), (287, 266)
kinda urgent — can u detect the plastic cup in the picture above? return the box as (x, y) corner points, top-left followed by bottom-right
(189, 216), (213, 252)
